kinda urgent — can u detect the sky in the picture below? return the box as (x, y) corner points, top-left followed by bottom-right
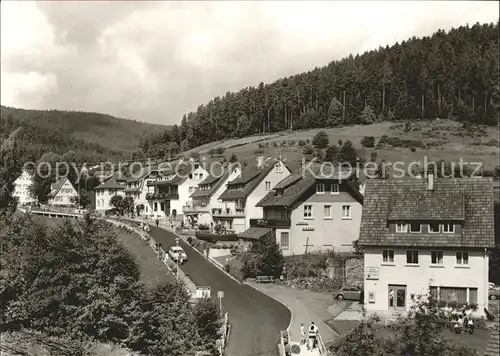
(1, 1), (499, 125)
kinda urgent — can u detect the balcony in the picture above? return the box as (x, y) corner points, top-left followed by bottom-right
(183, 204), (210, 214)
(211, 209), (245, 218)
(146, 193), (179, 200)
(250, 218), (291, 228)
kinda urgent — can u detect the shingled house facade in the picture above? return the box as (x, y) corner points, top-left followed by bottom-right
(255, 169), (363, 256)
(359, 175), (495, 319)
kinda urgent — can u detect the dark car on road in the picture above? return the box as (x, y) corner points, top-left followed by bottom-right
(333, 285), (363, 301)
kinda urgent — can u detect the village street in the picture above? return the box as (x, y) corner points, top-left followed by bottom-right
(149, 226), (291, 356)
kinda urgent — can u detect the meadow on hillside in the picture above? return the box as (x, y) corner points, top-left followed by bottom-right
(186, 119), (499, 174)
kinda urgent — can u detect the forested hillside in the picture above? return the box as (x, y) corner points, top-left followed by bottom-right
(0, 106), (167, 163)
(138, 22), (499, 158)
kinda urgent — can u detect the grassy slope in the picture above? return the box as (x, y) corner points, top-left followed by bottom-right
(187, 119), (499, 174)
(1, 105), (167, 154)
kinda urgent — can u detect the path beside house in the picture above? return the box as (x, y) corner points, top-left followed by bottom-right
(247, 281), (345, 344)
(332, 302), (363, 321)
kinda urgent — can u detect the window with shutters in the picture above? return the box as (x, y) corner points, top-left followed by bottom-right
(431, 251), (443, 265)
(406, 250), (419, 264)
(456, 251), (469, 265)
(382, 249), (394, 263)
(342, 205), (351, 219)
(280, 232), (289, 250)
(304, 205), (313, 219)
(324, 205), (331, 219)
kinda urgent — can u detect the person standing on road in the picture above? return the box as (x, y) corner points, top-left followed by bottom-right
(155, 218), (159, 228)
(300, 323), (306, 345)
(308, 322), (318, 350)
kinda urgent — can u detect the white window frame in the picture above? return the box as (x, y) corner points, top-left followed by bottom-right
(409, 222), (421, 233)
(382, 249), (394, 263)
(442, 222), (454, 233)
(275, 162), (283, 173)
(406, 250), (419, 265)
(324, 205), (332, 219)
(342, 205), (351, 219)
(396, 223), (408, 233)
(428, 223), (440, 233)
(431, 250), (444, 265)
(331, 184), (339, 195)
(456, 251), (469, 265)
(265, 181), (271, 191)
(304, 205), (313, 219)
(280, 232), (289, 250)
(316, 184), (325, 195)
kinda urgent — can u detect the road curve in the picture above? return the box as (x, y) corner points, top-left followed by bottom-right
(149, 226), (290, 356)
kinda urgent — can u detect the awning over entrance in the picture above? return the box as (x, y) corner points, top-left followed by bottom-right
(238, 227), (272, 241)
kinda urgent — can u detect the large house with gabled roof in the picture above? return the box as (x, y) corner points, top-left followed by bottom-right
(146, 159), (208, 222)
(124, 166), (160, 216)
(47, 177), (79, 207)
(12, 169), (36, 206)
(183, 162), (242, 227)
(94, 174), (126, 212)
(253, 165), (363, 255)
(359, 175), (495, 319)
(217, 156), (291, 234)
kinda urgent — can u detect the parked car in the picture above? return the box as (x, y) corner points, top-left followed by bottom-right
(333, 285), (363, 301)
(489, 288), (500, 300)
(168, 246), (187, 263)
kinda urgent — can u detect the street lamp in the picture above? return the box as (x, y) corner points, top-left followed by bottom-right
(175, 237), (180, 281)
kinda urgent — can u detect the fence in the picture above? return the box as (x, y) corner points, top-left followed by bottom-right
(317, 333), (328, 355)
(218, 312), (230, 355)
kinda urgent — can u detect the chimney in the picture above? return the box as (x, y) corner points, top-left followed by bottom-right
(427, 173), (434, 191)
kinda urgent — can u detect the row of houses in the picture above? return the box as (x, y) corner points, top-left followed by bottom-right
(12, 156), (497, 320)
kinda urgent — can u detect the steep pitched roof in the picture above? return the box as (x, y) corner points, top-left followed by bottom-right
(387, 191), (465, 220)
(149, 161), (192, 186)
(359, 178), (495, 248)
(256, 171), (363, 208)
(257, 175), (315, 207)
(218, 160), (279, 200)
(47, 177), (76, 197)
(127, 166), (155, 183)
(190, 164), (233, 198)
(94, 175), (125, 190)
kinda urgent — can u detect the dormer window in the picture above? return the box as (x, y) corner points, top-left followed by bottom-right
(409, 222), (421, 233)
(428, 223), (440, 233)
(194, 164), (199, 170)
(396, 223), (408, 233)
(443, 222), (454, 233)
(316, 184), (325, 195)
(331, 184), (339, 195)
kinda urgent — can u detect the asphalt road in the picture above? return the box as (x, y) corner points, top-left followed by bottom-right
(149, 226), (291, 356)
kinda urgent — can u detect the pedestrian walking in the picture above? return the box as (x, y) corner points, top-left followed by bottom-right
(307, 322), (318, 350)
(155, 218), (159, 228)
(300, 323), (306, 345)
